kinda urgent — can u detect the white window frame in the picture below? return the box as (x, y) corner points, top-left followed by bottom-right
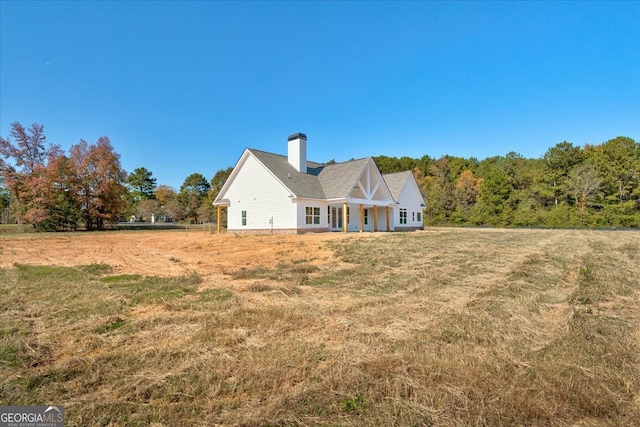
(306, 206), (320, 225)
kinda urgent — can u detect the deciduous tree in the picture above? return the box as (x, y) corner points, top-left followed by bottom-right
(69, 137), (127, 230)
(0, 122), (62, 228)
(154, 185), (177, 205)
(136, 199), (161, 222)
(455, 170), (482, 210)
(0, 122), (49, 173)
(0, 176), (12, 223)
(154, 185), (179, 221)
(423, 157), (455, 225)
(42, 153), (82, 230)
(567, 164), (602, 214)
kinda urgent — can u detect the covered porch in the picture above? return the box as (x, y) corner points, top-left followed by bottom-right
(327, 200), (395, 233)
(328, 158), (397, 233)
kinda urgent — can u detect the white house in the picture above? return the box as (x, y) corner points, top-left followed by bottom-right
(214, 133), (425, 233)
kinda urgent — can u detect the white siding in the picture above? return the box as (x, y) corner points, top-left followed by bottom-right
(295, 201), (329, 231)
(395, 178), (424, 229)
(225, 154), (297, 231)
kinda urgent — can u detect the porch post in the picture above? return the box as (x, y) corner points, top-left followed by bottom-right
(342, 202), (348, 233)
(373, 206), (378, 232)
(359, 204), (364, 233)
(217, 205), (222, 234)
(386, 206), (390, 232)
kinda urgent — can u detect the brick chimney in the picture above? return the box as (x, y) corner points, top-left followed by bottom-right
(287, 132), (307, 173)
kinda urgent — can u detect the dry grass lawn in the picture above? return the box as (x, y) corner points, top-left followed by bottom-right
(1, 228), (639, 426)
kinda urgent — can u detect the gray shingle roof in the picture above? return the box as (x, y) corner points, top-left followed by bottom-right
(382, 170), (411, 200)
(318, 158), (371, 199)
(249, 149), (373, 199)
(249, 149), (326, 198)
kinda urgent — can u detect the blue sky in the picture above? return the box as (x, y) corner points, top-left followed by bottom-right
(1, 1), (639, 189)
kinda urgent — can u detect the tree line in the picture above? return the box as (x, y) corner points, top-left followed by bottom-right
(375, 136), (640, 228)
(0, 122), (232, 231)
(2, 121), (639, 230)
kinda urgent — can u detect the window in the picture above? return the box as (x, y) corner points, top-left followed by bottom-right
(306, 207), (320, 225)
(399, 208), (407, 225)
(412, 211), (415, 222)
(416, 212), (422, 222)
(241, 210), (247, 226)
(364, 209), (368, 225)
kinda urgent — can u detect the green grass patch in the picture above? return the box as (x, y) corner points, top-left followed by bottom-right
(100, 274), (143, 283)
(0, 342), (22, 367)
(14, 264), (89, 283)
(97, 273), (201, 306)
(198, 288), (234, 302)
(79, 263), (113, 275)
(94, 317), (126, 334)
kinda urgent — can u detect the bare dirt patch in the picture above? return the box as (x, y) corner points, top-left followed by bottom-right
(0, 229), (350, 278)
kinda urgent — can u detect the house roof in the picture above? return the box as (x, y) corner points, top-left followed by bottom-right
(318, 158), (371, 199)
(215, 146), (417, 208)
(249, 149), (373, 200)
(383, 170), (412, 200)
(249, 149), (327, 198)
